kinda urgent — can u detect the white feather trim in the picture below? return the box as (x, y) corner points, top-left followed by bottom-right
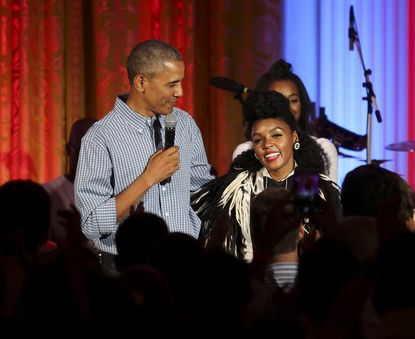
(218, 170), (269, 262)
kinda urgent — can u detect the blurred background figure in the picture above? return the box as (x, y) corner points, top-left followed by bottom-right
(43, 118), (96, 246)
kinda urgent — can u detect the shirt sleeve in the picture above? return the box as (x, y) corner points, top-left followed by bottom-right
(316, 137), (339, 184)
(319, 175), (342, 221)
(74, 139), (118, 241)
(189, 119), (216, 191)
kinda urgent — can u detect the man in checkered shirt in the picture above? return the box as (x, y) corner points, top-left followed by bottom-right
(75, 40), (215, 275)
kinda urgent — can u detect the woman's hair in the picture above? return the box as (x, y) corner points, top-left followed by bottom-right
(234, 91), (328, 175)
(243, 90), (299, 139)
(255, 59), (312, 134)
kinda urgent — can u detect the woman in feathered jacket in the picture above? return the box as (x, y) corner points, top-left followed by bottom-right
(192, 91), (341, 261)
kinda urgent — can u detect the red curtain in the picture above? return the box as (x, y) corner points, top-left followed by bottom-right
(0, 0), (85, 182)
(0, 0), (283, 183)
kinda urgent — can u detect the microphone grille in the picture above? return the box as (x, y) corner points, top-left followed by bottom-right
(165, 113), (178, 128)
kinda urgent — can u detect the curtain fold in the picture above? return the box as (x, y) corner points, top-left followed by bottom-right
(2, 1), (68, 181)
(0, 0), (280, 183)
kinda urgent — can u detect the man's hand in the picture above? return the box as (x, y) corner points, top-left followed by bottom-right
(142, 146), (180, 186)
(115, 147), (180, 222)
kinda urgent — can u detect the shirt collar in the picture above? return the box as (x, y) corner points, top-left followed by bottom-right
(115, 94), (172, 129)
(260, 161), (297, 182)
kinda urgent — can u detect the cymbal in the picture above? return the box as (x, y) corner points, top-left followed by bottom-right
(385, 140), (415, 152)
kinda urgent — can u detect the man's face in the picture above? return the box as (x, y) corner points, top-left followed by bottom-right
(141, 60), (184, 116)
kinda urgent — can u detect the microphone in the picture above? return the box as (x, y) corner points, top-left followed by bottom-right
(348, 5), (355, 51)
(160, 113), (178, 185)
(209, 76), (252, 94)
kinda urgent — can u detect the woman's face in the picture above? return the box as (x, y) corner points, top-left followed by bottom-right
(251, 118), (298, 181)
(269, 80), (301, 121)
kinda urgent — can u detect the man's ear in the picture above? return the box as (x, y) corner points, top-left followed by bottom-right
(134, 75), (145, 92)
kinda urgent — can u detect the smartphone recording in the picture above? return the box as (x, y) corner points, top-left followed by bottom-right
(292, 172), (320, 216)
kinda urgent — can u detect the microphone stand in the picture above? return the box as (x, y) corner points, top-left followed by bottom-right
(349, 6), (382, 165)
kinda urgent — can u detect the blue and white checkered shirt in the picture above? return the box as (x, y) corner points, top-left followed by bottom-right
(74, 95), (215, 254)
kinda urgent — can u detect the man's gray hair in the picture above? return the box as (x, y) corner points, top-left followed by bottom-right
(126, 40), (183, 84)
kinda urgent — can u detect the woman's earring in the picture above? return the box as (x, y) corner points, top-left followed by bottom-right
(294, 141), (300, 150)
(254, 153), (259, 159)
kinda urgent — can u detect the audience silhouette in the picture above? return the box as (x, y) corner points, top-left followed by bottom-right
(1, 159), (414, 338)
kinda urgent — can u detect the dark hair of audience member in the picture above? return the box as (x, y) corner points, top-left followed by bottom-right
(115, 211), (169, 271)
(341, 164), (414, 230)
(0, 180), (51, 258)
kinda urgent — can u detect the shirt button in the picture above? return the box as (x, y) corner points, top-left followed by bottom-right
(162, 187), (166, 192)
(165, 212), (169, 217)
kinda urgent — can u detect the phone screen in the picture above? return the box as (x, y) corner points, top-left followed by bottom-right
(292, 172), (319, 216)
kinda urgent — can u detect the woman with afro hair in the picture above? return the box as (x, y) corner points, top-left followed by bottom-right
(232, 59), (338, 183)
(192, 91), (341, 261)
